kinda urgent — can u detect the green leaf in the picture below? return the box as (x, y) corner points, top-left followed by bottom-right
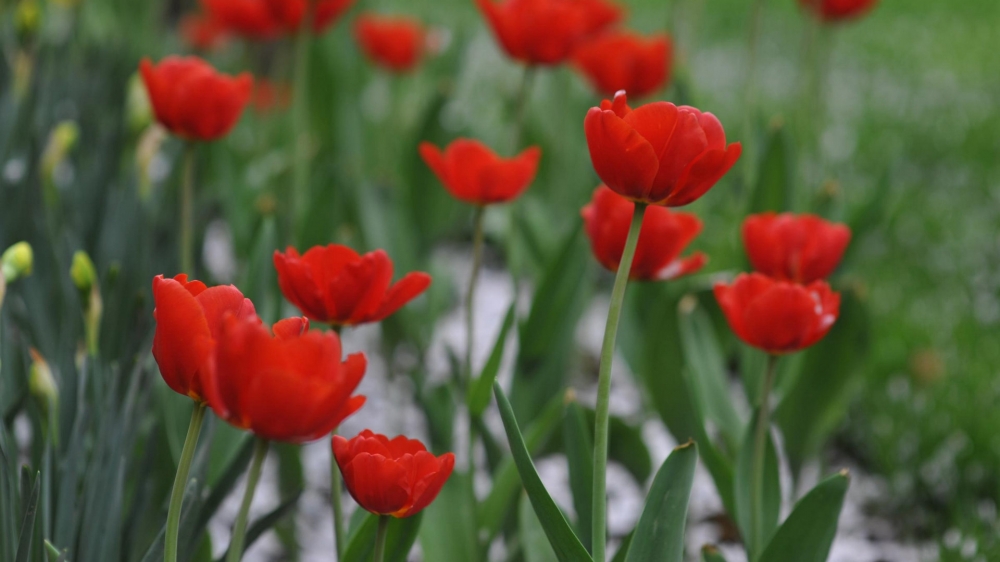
(562, 400), (593, 551)
(747, 124), (794, 214)
(544, 408), (651, 486)
(624, 442), (698, 562)
(519, 494), (559, 562)
(734, 408), (782, 559)
(420, 473), (479, 562)
(701, 545), (729, 562)
(610, 532), (633, 562)
(341, 511), (423, 562)
(758, 472), (849, 562)
(467, 302), (517, 417)
(15, 470), (39, 562)
(493, 382), (592, 562)
(216, 491), (302, 562)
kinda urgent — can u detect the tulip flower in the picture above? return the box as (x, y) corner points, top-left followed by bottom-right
(742, 212), (851, 284)
(180, 12), (228, 50)
(419, 139), (541, 206)
(139, 56), (252, 142)
(152, 274), (257, 402)
(573, 31), (672, 99)
(585, 90), (742, 207)
(582, 186), (706, 281)
(334, 430), (454, 518)
(202, 0), (354, 38)
(714, 273), (839, 355)
(475, 0), (622, 65)
(273, 245), (431, 327)
(205, 314), (367, 442)
(354, 14), (425, 72)
(798, 0), (878, 22)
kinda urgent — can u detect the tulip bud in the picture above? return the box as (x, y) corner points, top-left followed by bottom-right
(70, 251), (97, 295)
(13, 51), (34, 100)
(70, 251), (102, 357)
(126, 72), (153, 134)
(29, 348), (59, 413)
(41, 121), (80, 207)
(15, 0), (42, 44)
(1, 241), (34, 282)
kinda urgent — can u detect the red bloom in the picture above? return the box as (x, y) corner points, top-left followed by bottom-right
(152, 274), (257, 401)
(798, 0), (878, 22)
(585, 91), (741, 207)
(582, 186), (706, 281)
(354, 14), (425, 72)
(139, 56), (252, 141)
(714, 273), (840, 355)
(273, 245), (431, 326)
(205, 315), (367, 442)
(419, 139), (541, 205)
(475, 0), (622, 65)
(180, 12), (229, 51)
(573, 31), (672, 99)
(742, 212), (851, 284)
(334, 430), (455, 518)
(202, 0), (354, 38)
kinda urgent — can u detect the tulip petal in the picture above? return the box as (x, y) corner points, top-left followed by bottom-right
(584, 108), (659, 200)
(342, 454), (411, 515)
(152, 275), (214, 399)
(665, 142), (742, 207)
(372, 272), (432, 322)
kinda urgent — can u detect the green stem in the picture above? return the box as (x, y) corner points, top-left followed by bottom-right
(592, 203), (646, 562)
(511, 67), (535, 151)
(227, 438), (270, 562)
(180, 143), (195, 275)
(291, 10), (314, 243)
(749, 354), (779, 560)
(330, 432), (345, 558)
(741, 0), (766, 189)
(465, 206), (486, 386)
(165, 402), (206, 562)
(372, 514), (390, 562)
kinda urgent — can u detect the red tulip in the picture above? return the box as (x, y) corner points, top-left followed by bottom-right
(180, 13), (229, 51)
(714, 273), (840, 355)
(202, 0), (354, 38)
(205, 315), (367, 442)
(354, 14), (425, 72)
(573, 31), (672, 99)
(419, 139), (541, 205)
(582, 185), (706, 281)
(585, 91), (741, 207)
(151, 274), (257, 402)
(139, 56), (253, 141)
(475, 0), (622, 65)
(333, 430), (455, 517)
(742, 212), (851, 284)
(273, 245), (431, 326)
(798, 0), (878, 22)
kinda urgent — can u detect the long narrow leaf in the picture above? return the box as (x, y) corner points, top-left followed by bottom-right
(467, 302), (517, 417)
(493, 382), (592, 562)
(734, 408), (781, 559)
(519, 494), (559, 562)
(343, 511), (423, 562)
(217, 491), (303, 562)
(758, 472), (849, 562)
(562, 400), (593, 551)
(15, 471), (39, 562)
(624, 442), (698, 562)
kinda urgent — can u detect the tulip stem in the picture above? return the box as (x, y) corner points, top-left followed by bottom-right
(291, 9), (314, 243)
(592, 203), (645, 562)
(512, 66), (535, 150)
(372, 514), (391, 562)
(180, 143), (195, 275)
(465, 205), (485, 386)
(227, 438), (270, 562)
(749, 354), (779, 560)
(165, 402), (206, 562)
(331, 431), (345, 559)
(742, 0), (766, 189)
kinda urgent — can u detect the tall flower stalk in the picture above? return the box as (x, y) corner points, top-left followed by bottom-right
(227, 438), (270, 562)
(180, 144), (195, 274)
(165, 403), (206, 562)
(749, 354), (779, 557)
(372, 515), (390, 562)
(592, 203), (645, 562)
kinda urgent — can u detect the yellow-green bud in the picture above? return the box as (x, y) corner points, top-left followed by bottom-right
(1, 241), (33, 282)
(70, 251), (97, 295)
(15, 0), (41, 42)
(29, 348), (59, 412)
(127, 73), (153, 134)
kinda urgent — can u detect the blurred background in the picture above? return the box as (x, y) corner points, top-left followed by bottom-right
(1, 0), (998, 560)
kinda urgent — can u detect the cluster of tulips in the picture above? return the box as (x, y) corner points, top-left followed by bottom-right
(131, 0), (880, 560)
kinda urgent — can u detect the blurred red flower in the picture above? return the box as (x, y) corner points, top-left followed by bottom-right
(419, 139), (541, 205)
(582, 185), (706, 280)
(742, 212), (851, 284)
(475, 0), (622, 65)
(333, 430), (455, 517)
(573, 31), (672, 99)
(205, 315), (367, 442)
(251, 79), (292, 114)
(714, 273), (840, 355)
(139, 56), (252, 141)
(152, 274), (257, 402)
(798, 0), (878, 22)
(273, 245), (431, 326)
(585, 91), (741, 207)
(180, 12), (229, 51)
(354, 13), (425, 72)
(202, 0), (354, 38)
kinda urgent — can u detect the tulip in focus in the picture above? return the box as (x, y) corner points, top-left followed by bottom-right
(714, 273), (840, 355)
(273, 245), (432, 327)
(354, 13), (426, 72)
(582, 186), (706, 281)
(205, 315), (367, 442)
(573, 31), (672, 99)
(152, 274), (258, 401)
(584, 91), (741, 207)
(742, 212), (851, 284)
(419, 139), (541, 205)
(798, 0), (878, 22)
(333, 430), (455, 517)
(139, 56), (253, 141)
(475, 0), (622, 65)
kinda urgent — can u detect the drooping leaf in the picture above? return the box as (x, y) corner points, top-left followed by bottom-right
(624, 443), (698, 562)
(757, 472), (849, 562)
(468, 302), (517, 417)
